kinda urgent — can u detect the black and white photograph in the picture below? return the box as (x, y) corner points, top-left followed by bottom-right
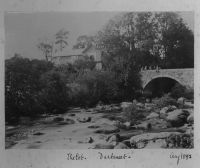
(5, 11), (194, 150)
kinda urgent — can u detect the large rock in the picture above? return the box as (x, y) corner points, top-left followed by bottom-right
(78, 137), (94, 144)
(187, 113), (194, 124)
(92, 143), (114, 149)
(53, 117), (64, 122)
(147, 118), (168, 129)
(183, 108), (193, 114)
(160, 106), (177, 119)
(177, 97), (186, 106)
(159, 107), (167, 119)
(77, 116), (91, 123)
(113, 121), (131, 130)
(160, 107), (169, 114)
(184, 101), (194, 108)
(94, 124), (120, 134)
(130, 132), (181, 148)
(145, 103), (155, 111)
(114, 142), (130, 149)
(68, 113), (75, 116)
(107, 134), (121, 145)
(160, 105), (177, 115)
(123, 122), (131, 129)
(166, 109), (189, 127)
(112, 120), (122, 127)
(86, 137), (94, 143)
(136, 102), (144, 108)
(65, 118), (75, 124)
(121, 102), (132, 109)
(134, 122), (152, 130)
(146, 112), (159, 119)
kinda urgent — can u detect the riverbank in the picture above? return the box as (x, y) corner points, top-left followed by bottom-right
(5, 97), (194, 149)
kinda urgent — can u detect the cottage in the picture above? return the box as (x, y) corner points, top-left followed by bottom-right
(51, 45), (103, 70)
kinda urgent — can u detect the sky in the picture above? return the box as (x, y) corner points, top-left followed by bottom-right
(5, 12), (194, 60)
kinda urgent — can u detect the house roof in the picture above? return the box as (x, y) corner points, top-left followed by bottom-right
(53, 43), (103, 58)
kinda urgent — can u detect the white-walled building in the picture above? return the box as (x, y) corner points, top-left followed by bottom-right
(51, 45), (102, 70)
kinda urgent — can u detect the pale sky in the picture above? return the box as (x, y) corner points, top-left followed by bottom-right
(5, 12), (194, 60)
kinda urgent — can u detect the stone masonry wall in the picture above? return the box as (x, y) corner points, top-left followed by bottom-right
(140, 68), (194, 89)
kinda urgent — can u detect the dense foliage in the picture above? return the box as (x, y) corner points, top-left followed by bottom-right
(5, 55), (54, 123)
(96, 12), (193, 69)
(170, 83), (194, 100)
(153, 94), (178, 108)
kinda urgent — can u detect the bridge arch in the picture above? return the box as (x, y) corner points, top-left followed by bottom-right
(140, 68), (193, 90)
(140, 68), (193, 97)
(143, 74), (183, 89)
(143, 75), (184, 97)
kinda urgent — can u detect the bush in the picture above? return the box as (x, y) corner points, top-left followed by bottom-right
(170, 83), (194, 100)
(69, 70), (119, 107)
(122, 103), (146, 123)
(153, 94), (178, 108)
(39, 70), (69, 114)
(165, 133), (193, 148)
(5, 56), (53, 124)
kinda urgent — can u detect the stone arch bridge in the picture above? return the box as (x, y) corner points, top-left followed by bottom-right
(140, 68), (194, 90)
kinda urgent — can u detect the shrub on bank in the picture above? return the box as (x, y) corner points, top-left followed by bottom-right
(69, 70), (119, 107)
(5, 56), (54, 124)
(153, 94), (178, 109)
(39, 70), (69, 114)
(122, 103), (146, 123)
(170, 83), (194, 100)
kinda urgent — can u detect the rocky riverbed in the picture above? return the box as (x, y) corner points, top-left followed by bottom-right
(6, 97), (194, 149)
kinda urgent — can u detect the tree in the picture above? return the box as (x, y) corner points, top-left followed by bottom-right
(96, 12), (143, 99)
(98, 12), (193, 69)
(73, 35), (95, 49)
(55, 29), (69, 51)
(37, 40), (53, 61)
(153, 12), (194, 68)
(71, 70), (119, 106)
(73, 56), (96, 72)
(5, 55), (54, 124)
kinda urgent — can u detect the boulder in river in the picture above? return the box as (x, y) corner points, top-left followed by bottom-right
(130, 132), (181, 149)
(94, 124), (120, 134)
(136, 102), (144, 108)
(160, 107), (169, 115)
(53, 117), (64, 122)
(65, 118), (75, 124)
(160, 105), (177, 119)
(121, 102), (132, 109)
(107, 134), (121, 145)
(166, 109), (189, 127)
(77, 116), (91, 123)
(87, 137), (94, 143)
(92, 143), (114, 149)
(134, 122), (152, 130)
(187, 113), (194, 124)
(68, 113), (75, 116)
(146, 112), (159, 119)
(123, 121), (131, 129)
(177, 97), (186, 106)
(114, 142), (130, 149)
